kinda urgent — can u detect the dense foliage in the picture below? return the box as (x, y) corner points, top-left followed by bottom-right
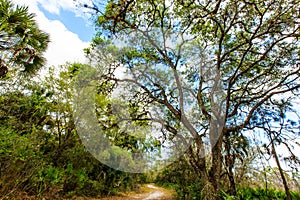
(0, 65), (147, 199)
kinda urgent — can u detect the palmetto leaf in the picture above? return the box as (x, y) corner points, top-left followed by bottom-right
(0, 0), (49, 78)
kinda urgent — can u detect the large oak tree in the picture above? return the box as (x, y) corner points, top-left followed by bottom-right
(81, 0), (300, 198)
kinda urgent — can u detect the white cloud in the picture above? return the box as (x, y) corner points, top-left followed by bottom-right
(11, 0), (90, 67)
(37, 0), (76, 15)
(37, 0), (92, 18)
(43, 19), (89, 66)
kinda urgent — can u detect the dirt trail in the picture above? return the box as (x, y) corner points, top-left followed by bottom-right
(98, 184), (176, 200)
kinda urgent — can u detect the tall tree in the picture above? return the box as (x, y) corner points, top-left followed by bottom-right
(0, 0), (49, 78)
(81, 0), (300, 198)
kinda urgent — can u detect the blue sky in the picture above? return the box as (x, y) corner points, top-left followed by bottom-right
(37, 2), (95, 42)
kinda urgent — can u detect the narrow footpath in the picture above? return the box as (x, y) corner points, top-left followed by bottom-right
(97, 184), (176, 200)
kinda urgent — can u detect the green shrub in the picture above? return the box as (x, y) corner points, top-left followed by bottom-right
(155, 157), (205, 200)
(220, 186), (300, 200)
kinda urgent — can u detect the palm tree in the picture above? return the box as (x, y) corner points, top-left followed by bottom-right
(0, 0), (49, 78)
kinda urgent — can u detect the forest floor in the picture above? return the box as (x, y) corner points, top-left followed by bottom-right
(77, 184), (176, 200)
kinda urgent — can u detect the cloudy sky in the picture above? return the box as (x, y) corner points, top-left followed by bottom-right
(11, 0), (95, 67)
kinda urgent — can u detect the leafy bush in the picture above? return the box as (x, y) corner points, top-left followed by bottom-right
(155, 157), (205, 200)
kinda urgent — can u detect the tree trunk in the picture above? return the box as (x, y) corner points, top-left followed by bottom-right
(227, 168), (236, 195)
(188, 136), (219, 200)
(224, 134), (237, 196)
(209, 138), (222, 198)
(187, 120), (225, 199)
(269, 133), (292, 200)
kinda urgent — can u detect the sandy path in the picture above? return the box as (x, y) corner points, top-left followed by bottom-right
(97, 184), (176, 200)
